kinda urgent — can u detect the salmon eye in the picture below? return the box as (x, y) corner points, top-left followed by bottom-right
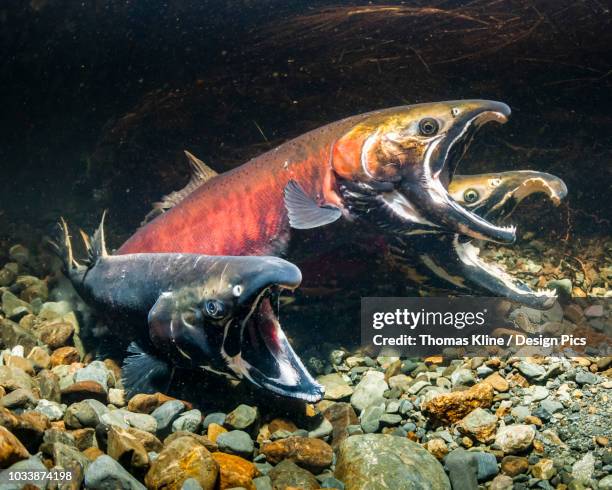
(463, 188), (480, 203)
(418, 118), (439, 136)
(205, 300), (225, 318)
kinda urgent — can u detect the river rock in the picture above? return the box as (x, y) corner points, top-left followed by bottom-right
(202, 412), (226, 429)
(423, 382), (494, 424)
(0, 425), (29, 467)
(0, 454), (48, 487)
(64, 398), (109, 429)
(1, 291), (31, 319)
(268, 460), (320, 490)
(335, 434), (450, 489)
(445, 448), (478, 490)
(164, 431), (217, 453)
(37, 369), (61, 402)
(0, 366), (35, 392)
(0, 388), (38, 409)
(127, 392), (180, 414)
(172, 409), (202, 433)
(350, 370), (388, 412)
(490, 474), (513, 490)
(501, 455), (529, 476)
(36, 321), (74, 349)
(50, 346), (81, 367)
(457, 408), (498, 443)
(323, 402), (358, 449)
(85, 454), (146, 489)
(27, 346), (51, 370)
(149, 400), (185, 438)
(359, 404), (384, 434)
(225, 404), (258, 431)
(575, 370), (598, 385)
(318, 373), (353, 400)
(261, 436), (333, 473)
(107, 425), (162, 471)
(308, 417), (333, 439)
(516, 361), (546, 380)
(145, 436), (219, 490)
(216, 430), (254, 458)
(211, 452), (259, 489)
(34, 399), (66, 421)
(572, 452), (595, 485)
(494, 424), (535, 454)
(75, 360), (111, 391)
(532, 458), (555, 480)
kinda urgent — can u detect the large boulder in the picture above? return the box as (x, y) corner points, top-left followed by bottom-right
(335, 434), (451, 490)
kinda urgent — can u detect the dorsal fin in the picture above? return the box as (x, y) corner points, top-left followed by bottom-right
(81, 211), (109, 265)
(141, 150), (219, 226)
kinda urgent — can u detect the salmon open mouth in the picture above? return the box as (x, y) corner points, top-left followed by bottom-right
(222, 286), (324, 402)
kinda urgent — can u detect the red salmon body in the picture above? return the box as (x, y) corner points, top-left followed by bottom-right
(118, 115), (364, 256)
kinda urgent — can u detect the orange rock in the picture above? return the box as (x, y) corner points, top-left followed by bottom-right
(164, 431), (217, 453)
(61, 381), (107, 404)
(260, 436), (333, 473)
(524, 415), (542, 426)
(424, 438), (448, 460)
(501, 455), (529, 476)
(145, 436), (219, 490)
(211, 452), (259, 490)
(50, 347), (80, 367)
(83, 447), (105, 461)
(268, 418), (298, 434)
(0, 426), (29, 467)
(0, 407), (19, 429)
(533, 439), (545, 453)
(483, 372), (509, 392)
(423, 382), (494, 424)
(207, 423), (227, 443)
(127, 392), (190, 414)
(424, 355), (444, 364)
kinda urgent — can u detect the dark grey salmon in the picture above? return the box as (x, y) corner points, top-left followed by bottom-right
(51, 215), (323, 402)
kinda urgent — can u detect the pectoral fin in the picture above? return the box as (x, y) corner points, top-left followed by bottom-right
(284, 180), (342, 229)
(121, 342), (171, 397)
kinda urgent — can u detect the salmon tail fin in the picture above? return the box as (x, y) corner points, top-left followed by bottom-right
(140, 150), (219, 226)
(48, 217), (82, 274)
(82, 211), (109, 266)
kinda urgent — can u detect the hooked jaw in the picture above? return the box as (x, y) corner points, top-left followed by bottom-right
(451, 238), (557, 309)
(221, 259), (324, 402)
(415, 170), (568, 309)
(415, 100), (517, 244)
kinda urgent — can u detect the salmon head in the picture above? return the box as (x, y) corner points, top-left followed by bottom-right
(449, 170), (568, 221)
(392, 170), (567, 308)
(331, 100), (516, 243)
(148, 256), (324, 401)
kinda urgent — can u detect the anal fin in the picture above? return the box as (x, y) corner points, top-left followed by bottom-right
(121, 342), (172, 398)
(284, 180), (342, 229)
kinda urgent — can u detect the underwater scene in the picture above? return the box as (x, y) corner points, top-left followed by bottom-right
(1, 1), (611, 489)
